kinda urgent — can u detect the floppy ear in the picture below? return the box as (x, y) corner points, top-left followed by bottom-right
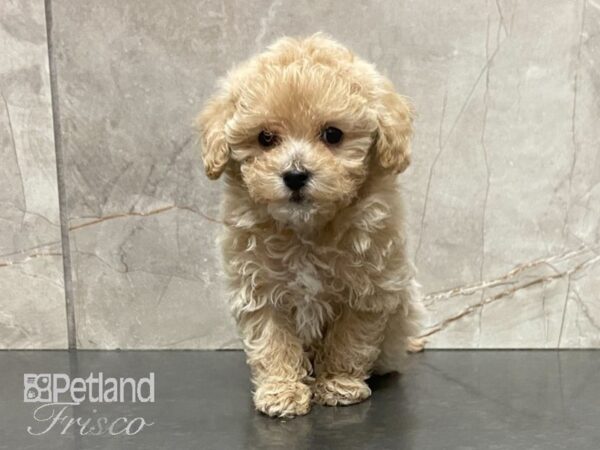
(373, 80), (414, 173)
(196, 88), (236, 180)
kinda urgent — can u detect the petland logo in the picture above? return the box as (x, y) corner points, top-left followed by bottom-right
(23, 373), (155, 436)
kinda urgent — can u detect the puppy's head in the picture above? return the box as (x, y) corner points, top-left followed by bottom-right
(197, 34), (413, 228)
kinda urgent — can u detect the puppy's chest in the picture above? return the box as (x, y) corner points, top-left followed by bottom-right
(260, 233), (375, 301)
(246, 229), (392, 342)
(274, 244), (339, 300)
(274, 246), (340, 344)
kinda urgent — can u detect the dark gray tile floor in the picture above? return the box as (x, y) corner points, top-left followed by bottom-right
(0, 351), (598, 449)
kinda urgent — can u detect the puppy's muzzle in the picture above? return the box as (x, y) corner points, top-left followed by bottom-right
(283, 171), (311, 191)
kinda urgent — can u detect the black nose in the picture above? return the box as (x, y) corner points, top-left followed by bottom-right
(282, 171), (310, 191)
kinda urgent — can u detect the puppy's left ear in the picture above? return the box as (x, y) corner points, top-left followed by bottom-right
(373, 80), (414, 173)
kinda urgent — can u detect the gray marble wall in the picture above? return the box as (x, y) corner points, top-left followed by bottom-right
(1, 0), (598, 349)
(0, 0), (66, 348)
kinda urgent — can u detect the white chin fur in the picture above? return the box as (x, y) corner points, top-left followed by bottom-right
(267, 200), (334, 230)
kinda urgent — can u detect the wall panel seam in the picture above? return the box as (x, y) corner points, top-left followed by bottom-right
(44, 0), (77, 350)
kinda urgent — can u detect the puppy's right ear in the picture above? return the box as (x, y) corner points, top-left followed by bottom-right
(196, 88), (235, 180)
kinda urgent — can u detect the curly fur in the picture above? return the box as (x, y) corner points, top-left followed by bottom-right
(197, 34), (423, 418)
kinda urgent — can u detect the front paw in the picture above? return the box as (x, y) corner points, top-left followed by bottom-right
(253, 380), (312, 418)
(313, 375), (371, 406)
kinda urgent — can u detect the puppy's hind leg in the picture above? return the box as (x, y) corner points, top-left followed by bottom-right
(373, 280), (424, 375)
(238, 305), (312, 418)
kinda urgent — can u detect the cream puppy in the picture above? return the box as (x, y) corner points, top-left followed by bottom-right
(197, 34), (422, 418)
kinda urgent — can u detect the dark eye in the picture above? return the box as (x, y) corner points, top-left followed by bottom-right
(258, 130), (278, 148)
(321, 127), (343, 145)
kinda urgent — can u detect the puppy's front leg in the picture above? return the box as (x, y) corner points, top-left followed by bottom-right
(238, 305), (312, 417)
(313, 308), (387, 406)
